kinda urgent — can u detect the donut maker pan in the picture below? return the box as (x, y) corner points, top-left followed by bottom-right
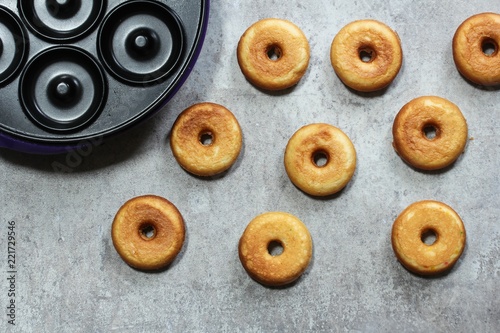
(0, 0), (209, 153)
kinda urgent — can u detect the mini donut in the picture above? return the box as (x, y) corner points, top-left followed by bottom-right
(237, 18), (310, 90)
(238, 212), (313, 286)
(170, 102), (242, 176)
(392, 96), (468, 171)
(330, 19), (403, 92)
(284, 123), (356, 196)
(453, 12), (500, 86)
(112, 195), (185, 271)
(391, 200), (466, 276)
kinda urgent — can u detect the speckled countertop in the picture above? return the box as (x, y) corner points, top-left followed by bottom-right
(1, 1), (499, 332)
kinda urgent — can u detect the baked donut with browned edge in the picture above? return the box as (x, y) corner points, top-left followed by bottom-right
(239, 212), (313, 286)
(237, 18), (310, 90)
(112, 195), (185, 271)
(453, 12), (500, 86)
(392, 96), (468, 171)
(391, 200), (466, 276)
(330, 19), (403, 92)
(170, 102), (242, 176)
(284, 123), (356, 196)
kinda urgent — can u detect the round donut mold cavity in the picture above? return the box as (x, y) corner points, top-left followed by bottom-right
(97, 0), (185, 85)
(19, 46), (107, 132)
(18, 0), (106, 42)
(0, 6), (29, 86)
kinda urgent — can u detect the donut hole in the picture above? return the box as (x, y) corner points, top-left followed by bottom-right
(139, 223), (156, 240)
(421, 229), (437, 246)
(267, 240), (284, 256)
(481, 38), (498, 56)
(199, 131), (214, 146)
(423, 124), (438, 140)
(266, 45), (283, 61)
(358, 47), (376, 63)
(312, 150), (329, 167)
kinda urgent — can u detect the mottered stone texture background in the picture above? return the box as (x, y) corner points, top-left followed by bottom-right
(1, 0), (499, 332)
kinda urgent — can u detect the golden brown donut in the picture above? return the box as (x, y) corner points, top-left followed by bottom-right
(237, 18), (310, 90)
(238, 212), (313, 286)
(170, 102), (242, 176)
(330, 19), (403, 92)
(284, 123), (356, 196)
(112, 195), (185, 271)
(391, 200), (466, 276)
(392, 96), (468, 171)
(453, 12), (500, 86)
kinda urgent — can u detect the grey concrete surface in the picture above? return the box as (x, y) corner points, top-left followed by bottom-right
(1, 1), (499, 332)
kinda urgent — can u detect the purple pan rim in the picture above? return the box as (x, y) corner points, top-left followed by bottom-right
(0, 0), (210, 155)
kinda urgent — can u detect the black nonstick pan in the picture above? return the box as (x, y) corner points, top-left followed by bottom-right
(0, 0), (209, 153)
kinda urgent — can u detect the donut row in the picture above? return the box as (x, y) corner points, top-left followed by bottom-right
(111, 194), (465, 285)
(168, 94), (468, 181)
(237, 13), (500, 92)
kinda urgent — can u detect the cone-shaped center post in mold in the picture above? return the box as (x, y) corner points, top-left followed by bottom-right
(126, 28), (161, 61)
(47, 74), (83, 108)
